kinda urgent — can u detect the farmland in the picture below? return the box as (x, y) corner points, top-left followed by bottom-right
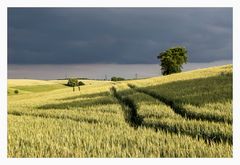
(8, 64), (232, 157)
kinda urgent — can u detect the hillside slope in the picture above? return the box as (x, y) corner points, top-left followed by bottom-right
(8, 64), (232, 157)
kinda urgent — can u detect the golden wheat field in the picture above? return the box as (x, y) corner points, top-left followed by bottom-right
(8, 64), (232, 158)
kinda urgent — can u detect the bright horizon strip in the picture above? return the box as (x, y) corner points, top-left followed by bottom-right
(7, 60), (232, 80)
(0, 0), (239, 165)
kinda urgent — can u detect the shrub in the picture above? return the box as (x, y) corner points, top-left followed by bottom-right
(14, 90), (19, 94)
(67, 78), (85, 87)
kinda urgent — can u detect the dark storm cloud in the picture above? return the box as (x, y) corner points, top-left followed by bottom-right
(8, 8), (232, 64)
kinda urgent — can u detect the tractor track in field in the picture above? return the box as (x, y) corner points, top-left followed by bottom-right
(127, 84), (232, 144)
(110, 86), (143, 128)
(128, 84), (230, 124)
(111, 85), (232, 144)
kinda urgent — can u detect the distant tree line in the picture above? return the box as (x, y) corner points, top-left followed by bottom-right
(111, 77), (125, 81)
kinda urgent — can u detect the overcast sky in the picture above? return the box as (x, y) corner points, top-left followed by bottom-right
(8, 8), (232, 64)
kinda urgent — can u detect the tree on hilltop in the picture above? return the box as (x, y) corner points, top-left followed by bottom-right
(157, 46), (188, 75)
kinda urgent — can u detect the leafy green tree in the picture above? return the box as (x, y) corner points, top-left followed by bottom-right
(67, 78), (78, 87)
(157, 46), (188, 75)
(67, 78), (85, 92)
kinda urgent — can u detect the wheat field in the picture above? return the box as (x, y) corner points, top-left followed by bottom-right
(8, 65), (232, 157)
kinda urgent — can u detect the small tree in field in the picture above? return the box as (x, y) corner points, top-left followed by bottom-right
(67, 78), (78, 87)
(67, 78), (85, 92)
(157, 46), (188, 75)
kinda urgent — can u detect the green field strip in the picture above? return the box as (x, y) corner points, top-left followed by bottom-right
(12, 84), (68, 93)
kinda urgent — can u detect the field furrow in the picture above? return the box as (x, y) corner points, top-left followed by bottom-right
(110, 87), (143, 127)
(129, 84), (231, 124)
(114, 86), (232, 144)
(128, 72), (232, 124)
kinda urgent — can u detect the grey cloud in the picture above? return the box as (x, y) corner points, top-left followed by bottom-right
(8, 8), (232, 64)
